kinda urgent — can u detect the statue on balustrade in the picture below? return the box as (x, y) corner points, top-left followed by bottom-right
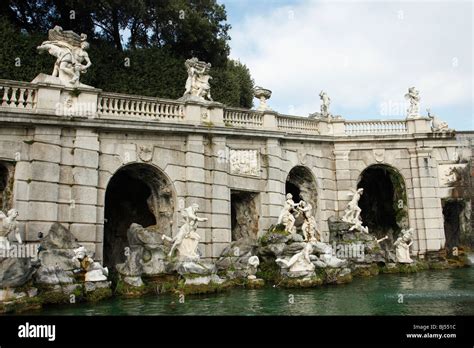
(427, 109), (453, 133)
(182, 58), (213, 102)
(37, 26), (91, 86)
(405, 87), (420, 118)
(319, 90), (331, 117)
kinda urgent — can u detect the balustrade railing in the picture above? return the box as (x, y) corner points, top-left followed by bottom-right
(97, 92), (184, 121)
(344, 120), (408, 135)
(0, 80), (37, 110)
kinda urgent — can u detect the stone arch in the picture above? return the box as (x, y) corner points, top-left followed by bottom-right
(285, 166), (318, 227)
(103, 162), (175, 268)
(357, 164), (409, 240)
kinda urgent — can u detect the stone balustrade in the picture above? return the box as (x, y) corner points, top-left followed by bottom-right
(223, 107), (263, 127)
(0, 80), (37, 111)
(344, 120), (408, 135)
(0, 79), (437, 136)
(98, 92), (185, 121)
(277, 114), (319, 134)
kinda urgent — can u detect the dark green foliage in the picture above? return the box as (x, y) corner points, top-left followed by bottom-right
(0, 1), (254, 108)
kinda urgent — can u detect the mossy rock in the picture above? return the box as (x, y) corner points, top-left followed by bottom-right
(0, 296), (42, 314)
(256, 260), (281, 283)
(244, 278), (265, 289)
(280, 276), (323, 288)
(352, 264), (379, 277)
(259, 225), (289, 245)
(115, 279), (150, 298)
(85, 287), (112, 302)
(428, 261), (450, 270)
(177, 281), (229, 295)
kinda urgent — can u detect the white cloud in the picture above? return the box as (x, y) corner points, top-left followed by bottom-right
(229, 0), (472, 124)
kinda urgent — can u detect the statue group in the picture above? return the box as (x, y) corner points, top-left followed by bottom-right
(0, 209), (22, 250)
(277, 193), (320, 242)
(37, 26), (91, 86)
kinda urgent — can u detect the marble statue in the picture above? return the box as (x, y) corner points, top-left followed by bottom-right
(277, 193), (299, 234)
(37, 26), (91, 86)
(297, 200), (320, 242)
(183, 58), (213, 101)
(319, 90), (331, 116)
(0, 209), (22, 250)
(164, 203), (207, 261)
(276, 242), (315, 274)
(428, 110), (452, 132)
(394, 228), (414, 263)
(72, 246), (109, 282)
(349, 217), (369, 234)
(342, 188), (364, 224)
(254, 87), (272, 111)
(247, 255), (260, 280)
(405, 87), (420, 118)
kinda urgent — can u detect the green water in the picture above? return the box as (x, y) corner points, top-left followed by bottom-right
(27, 267), (474, 316)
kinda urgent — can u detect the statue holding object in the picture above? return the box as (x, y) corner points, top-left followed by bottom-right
(182, 58), (213, 101)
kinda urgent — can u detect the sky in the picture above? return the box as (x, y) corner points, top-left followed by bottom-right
(220, 0), (473, 130)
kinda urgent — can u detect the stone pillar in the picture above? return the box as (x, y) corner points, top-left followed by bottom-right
(185, 134), (214, 260)
(408, 147), (445, 254)
(23, 126), (61, 241)
(261, 138), (285, 234)
(333, 149), (351, 214)
(332, 119), (346, 136)
(70, 129), (100, 259)
(210, 136), (231, 258)
(262, 111), (278, 130)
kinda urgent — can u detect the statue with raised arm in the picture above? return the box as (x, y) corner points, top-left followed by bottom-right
(183, 58), (213, 101)
(163, 203), (208, 261)
(0, 209), (22, 250)
(319, 90), (331, 117)
(277, 193), (300, 234)
(342, 188), (364, 224)
(298, 200), (320, 242)
(405, 87), (420, 118)
(394, 228), (414, 263)
(37, 26), (91, 86)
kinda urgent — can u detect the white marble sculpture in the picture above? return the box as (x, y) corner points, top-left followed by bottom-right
(254, 86), (272, 111)
(247, 255), (260, 280)
(319, 90), (331, 116)
(277, 193), (299, 234)
(73, 246), (109, 282)
(298, 200), (320, 242)
(342, 188), (364, 224)
(349, 217), (369, 234)
(183, 58), (213, 101)
(0, 209), (22, 250)
(405, 87), (420, 118)
(428, 110), (452, 133)
(394, 228), (414, 263)
(164, 203), (207, 261)
(276, 242), (315, 274)
(37, 26), (91, 86)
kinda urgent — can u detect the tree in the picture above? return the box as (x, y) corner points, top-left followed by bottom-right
(0, 0), (254, 108)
